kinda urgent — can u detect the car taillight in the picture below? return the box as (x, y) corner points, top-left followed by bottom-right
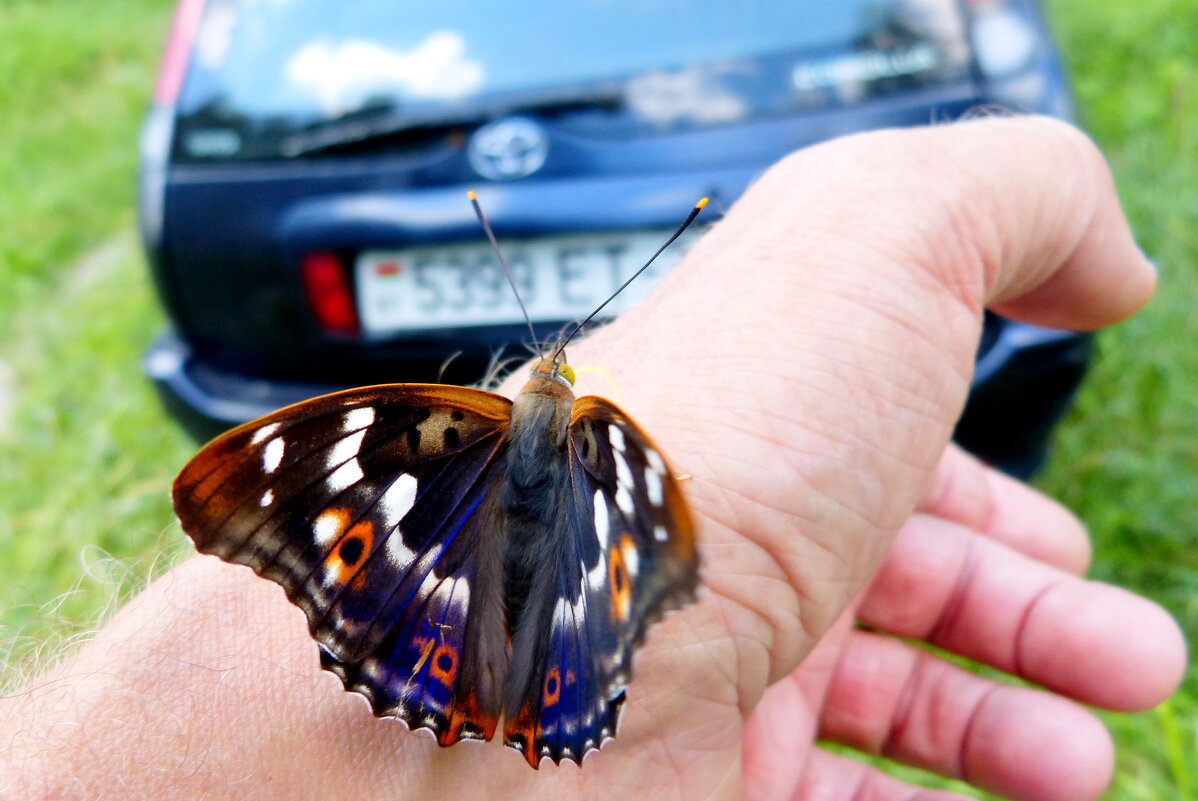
(302, 252), (361, 337)
(154, 0), (207, 105)
(142, 0), (207, 252)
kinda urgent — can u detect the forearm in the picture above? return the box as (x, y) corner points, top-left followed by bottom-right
(2, 558), (367, 798)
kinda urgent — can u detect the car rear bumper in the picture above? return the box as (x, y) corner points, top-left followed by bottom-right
(150, 320), (1091, 478)
(145, 330), (351, 443)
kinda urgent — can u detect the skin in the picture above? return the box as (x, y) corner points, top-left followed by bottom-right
(0, 117), (1185, 800)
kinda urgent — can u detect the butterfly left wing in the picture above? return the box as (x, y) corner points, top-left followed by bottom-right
(502, 395), (699, 767)
(173, 384), (514, 746)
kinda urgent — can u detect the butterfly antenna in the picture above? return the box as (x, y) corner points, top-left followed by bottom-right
(436, 349), (463, 383)
(468, 190), (541, 354)
(553, 197), (708, 361)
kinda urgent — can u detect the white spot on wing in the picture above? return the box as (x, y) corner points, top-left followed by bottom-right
(251, 422), (281, 445)
(344, 406), (375, 432)
(382, 474), (419, 565)
(325, 429), (367, 491)
(328, 460), (364, 492)
(262, 437), (285, 473)
(644, 467), (663, 505)
(451, 576), (470, 606)
(386, 531), (416, 566)
(646, 448), (666, 475)
(614, 452), (633, 489)
(609, 426), (626, 453)
(362, 657), (385, 681)
(615, 486), (634, 516)
(622, 542), (639, 577)
(654, 524), (669, 542)
(259, 488), (274, 507)
(314, 509), (344, 545)
(593, 490), (609, 548)
(321, 566), (341, 589)
(415, 545), (442, 575)
(381, 474), (418, 524)
(326, 429), (366, 471)
(587, 560), (605, 592)
(553, 593), (584, 628)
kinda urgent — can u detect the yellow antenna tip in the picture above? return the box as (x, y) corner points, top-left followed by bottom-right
(467, 189), (478, 201)
(696, 197), (709, 210)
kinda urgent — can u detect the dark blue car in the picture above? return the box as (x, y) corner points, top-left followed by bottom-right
(140, 0), (1089, 477)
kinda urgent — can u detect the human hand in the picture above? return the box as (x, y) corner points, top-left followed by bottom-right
(742, 443), (1184, 800)
(1, 117), (1183, 800)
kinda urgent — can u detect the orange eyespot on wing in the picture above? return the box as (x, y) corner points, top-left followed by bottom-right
(429, 642), (460, 687)
(608, 538), (632, 622)
(324, 517), (374, 587)
(543, 667), (562, 707)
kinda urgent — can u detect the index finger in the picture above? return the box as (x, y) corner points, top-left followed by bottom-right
(919, 444), (1092, 574)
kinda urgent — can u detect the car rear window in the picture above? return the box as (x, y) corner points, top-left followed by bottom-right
(174, 0), (974, 161)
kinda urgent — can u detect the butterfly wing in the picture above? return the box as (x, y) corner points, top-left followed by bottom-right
(173, 383), (513, 745)
(502, 395), (699, 767)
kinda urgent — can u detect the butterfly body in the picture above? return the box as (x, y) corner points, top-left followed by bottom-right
(173, 357), (698, 768)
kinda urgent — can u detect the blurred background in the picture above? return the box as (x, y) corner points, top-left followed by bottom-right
(0, 0), (1193, 796)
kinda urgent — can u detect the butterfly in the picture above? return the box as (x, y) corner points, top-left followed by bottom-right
(172, 198), (705, 768)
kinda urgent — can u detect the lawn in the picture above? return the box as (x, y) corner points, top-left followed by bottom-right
(0, 0), (193, 670)
(0, 0), (1193, 797)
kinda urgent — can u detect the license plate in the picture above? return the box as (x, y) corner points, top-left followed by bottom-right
(354, 228), (693, 335)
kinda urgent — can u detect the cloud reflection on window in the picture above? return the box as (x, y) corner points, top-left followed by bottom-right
(285, 31), (485, 115)
(625, 65), (748, 128)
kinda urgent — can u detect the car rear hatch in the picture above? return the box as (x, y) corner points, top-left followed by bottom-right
(146, 0), (1027, 387)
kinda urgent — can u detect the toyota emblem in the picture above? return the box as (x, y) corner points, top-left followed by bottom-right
(468, 117), (549, 181)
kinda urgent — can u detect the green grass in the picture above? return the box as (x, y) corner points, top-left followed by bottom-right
(0, 0), (170, 332)
(0, 0), (1194, 796)
(1039, 0), (1198, 795)
(0, 0), (188, 673)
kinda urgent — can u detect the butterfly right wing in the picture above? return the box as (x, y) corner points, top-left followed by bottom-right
(172, 383), (513, 745)
(502, 395), (699, 767)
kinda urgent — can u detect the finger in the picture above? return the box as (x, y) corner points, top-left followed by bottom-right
(740, 667), (816, 801)
(860, 514), (1186, 710)
(819, 630), (1114, 801)
(708, 115), (1154, 334)
(978, 120), (1157, 329)
(919, 443), (1091, 573)
(798, 747), (977, 801)
(740, 610), (860, 801)
(900, 115), (1154, 329)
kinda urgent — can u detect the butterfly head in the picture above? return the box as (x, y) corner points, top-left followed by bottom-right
(529, 356), (575, 389)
